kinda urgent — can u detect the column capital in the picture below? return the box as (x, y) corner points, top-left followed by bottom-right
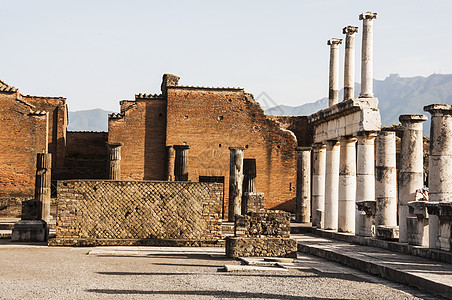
(399, 114), (428, 124)
(339, 135), (357, 142)
(343, 26), (358, 35)
(327, 38), (342, 46)
(296, 146), (312, 152)
(173, 144), (190, 150)
(359, 12), (377, 20)
(424, 104), (452, 116)
(357, 131), (378, 138)
(106, 142), (124, 148)
(229, 147), (245, 151)
(312, 143), (326, 150)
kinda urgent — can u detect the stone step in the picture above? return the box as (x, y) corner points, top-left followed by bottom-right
(0, 223), (15, 230)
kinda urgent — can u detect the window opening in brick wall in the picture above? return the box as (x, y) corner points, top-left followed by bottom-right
(199, 176), (225, 219)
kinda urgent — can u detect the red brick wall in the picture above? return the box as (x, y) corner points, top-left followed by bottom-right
(166, 87), (297, 215)
(268, 116), (313, 147)
(108, 98), (167, 180)
(0, 92), (48, 198)
(66, 131), (108, 156)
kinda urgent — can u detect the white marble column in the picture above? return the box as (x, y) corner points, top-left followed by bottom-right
(327, 38), (343, 107)
(343, 26), (358, 100)
(228, 147), (245, 221)
(296, 147), (311, 223)
(359, 12), (377, 98)
(398, 114), (428, 243)
(338, 136), (357, 233)
(324, 140), (340, 230)
(312, 143), (326, 228)
(424, 104), (452, 248)
(356, 132), (376, 235)
(375, 131), (397, 227)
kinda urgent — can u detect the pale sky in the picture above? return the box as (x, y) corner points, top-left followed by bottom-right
(1, 0), (451, 112)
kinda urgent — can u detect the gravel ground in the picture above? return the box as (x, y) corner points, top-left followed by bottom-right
(0, 244), (444, 300)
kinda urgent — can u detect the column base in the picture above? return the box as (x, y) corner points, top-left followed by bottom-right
(12, 220), (48, 242)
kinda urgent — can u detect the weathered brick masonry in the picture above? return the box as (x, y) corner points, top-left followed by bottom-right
(51, 180), (223, 246)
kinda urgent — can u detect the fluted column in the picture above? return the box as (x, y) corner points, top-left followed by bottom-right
(296, 147), (311, 223)
(338, 136), (357, 233)
(228, 147), (245, 221)
(424, 104), (452, 248)
(356, 132), (377, 235)
(375, 131), (397, 227)
(343, 26), (358, 100)
(36, 153), (52, 223)
(327, 38), (343, 107)
(107, 142), (123, 180)
(399, 114), (428, 243)
(324, 140), (340, 230)
(312, 143), (326, 228)
(359, 12), (377, 98)
(167, 146), (175, 181)
(174, 145), (190, 181)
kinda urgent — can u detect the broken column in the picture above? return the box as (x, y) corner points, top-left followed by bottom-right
(12, 153), (51, 242)
(343, 26), (358, 100)
(324, 140), (340, 230)
(424, 104), (452, 250)
(359, 12), (377, 98)
(338, 136), (357, 233)
(228, 147), (245, 221)
(327, 38), (343, 107)
(174, 145), (190, 181)
(375, 131), (398, 239)
(296, 147), (311, 223)
(312, 143), (326, 228)
(167, 145), (175, 181)
(107, 142), (123, 180)
(356, 132), (377, 236)
(399, 114), (428, 244)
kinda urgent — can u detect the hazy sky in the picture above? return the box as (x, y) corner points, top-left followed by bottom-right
(1, 0), (451, 112)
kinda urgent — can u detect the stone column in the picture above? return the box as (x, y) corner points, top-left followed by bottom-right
(296, 147), (311, 223)
(107, 142), (123, 180)
(36, 153), (52, 223)
(338, 136), (357, 233)
(375, 131), (397, 227)
(174, 145), (190, 181)
(167, 146), (175, 181)
(324, 140), (340, 230)
(424, 104), (452, 248)
(343, 26), (358, 100)
(228, 147), (245, 221)
(312, 143), (326, 228)
(359, 12), (377, 98)
(356, 132), (377, 235)
(327, 38), (343, 107)
(398, 114), (428, 243)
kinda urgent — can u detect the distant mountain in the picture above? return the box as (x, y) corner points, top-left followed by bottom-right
(68, 109), (114, 132)
(265, 73), (452, 134)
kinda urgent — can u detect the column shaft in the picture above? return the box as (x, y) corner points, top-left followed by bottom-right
(167, 146), (175, 181)
(375, 131), (397, 227)
(338, 137), (357, 233)
(327, 38), (343, 107)
(324, 140), (340, 230)
(107, 142), (123, 180)
(343, 26), (358, 100)
(296, 147), (311, 223)
(228, 147), (245, 221)
(174, 145), (190, 181)
(312, 143), (326, 228)
(398, 114), (428, 243)
(35, 153), (52, 223)
(359, 12), (377, 98)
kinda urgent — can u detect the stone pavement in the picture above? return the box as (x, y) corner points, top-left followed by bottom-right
(293, 233), (452, 299)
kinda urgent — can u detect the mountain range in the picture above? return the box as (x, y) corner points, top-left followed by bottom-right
(68, 74), (452, 133)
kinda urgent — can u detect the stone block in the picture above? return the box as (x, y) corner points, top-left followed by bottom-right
(376, 225), (399, 240)
(242, 192), (264, 214)
(408, 201), (428, 218)
(406, 216), (429, 247)
(11, 220), (48, 242)
(234, 210), (291, 238)
(21, 199), (42, 220)
(225, 236), (297, 258)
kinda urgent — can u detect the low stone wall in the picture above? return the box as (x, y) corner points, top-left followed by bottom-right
(50, 180), (223, 246)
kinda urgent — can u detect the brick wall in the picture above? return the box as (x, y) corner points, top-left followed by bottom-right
(269, 116), (313, 147)
(52, 180), (223, 246)
(166, 87), (298, 214)
(108, 98), (167, 180)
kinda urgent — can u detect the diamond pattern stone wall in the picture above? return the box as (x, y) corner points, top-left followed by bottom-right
(52, 180), (223, 246)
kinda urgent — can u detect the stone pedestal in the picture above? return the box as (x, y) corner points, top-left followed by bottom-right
(107, 142), (123, 180)
(296, 147), (311, 223)
(228, 147), (245, 221)
(324, 140), (340, 230)
(398, 114), (428, 243)
(174, 145), (190, 181)
(338, 137), (356, 233)
(407, 201), (429, 246)
(375, 131), (398, 238)
(356, 132), (376, 235)
(356, 200), (376, 237)
(343, 26), (358, 100)
(312, 143), (326, 228)
(359, 12), (377, 98)
(424, 104), (452, 249)
(11, 220), (48, 242)
(327, 38), (342, 107)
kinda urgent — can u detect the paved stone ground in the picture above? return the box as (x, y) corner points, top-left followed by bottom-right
(0, 242), (443, 299)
